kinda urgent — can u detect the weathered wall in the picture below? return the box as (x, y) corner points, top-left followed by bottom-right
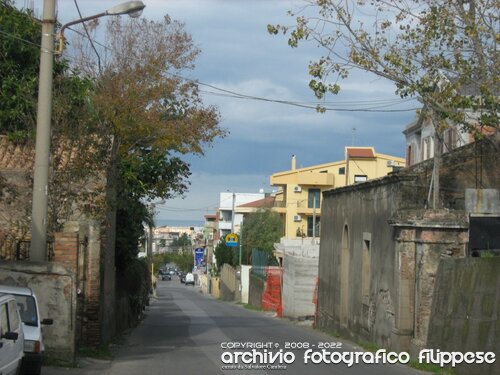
(318, 175), (416, 346)
(426, 258), (500, 375)
(318, 136), (500, 351)
(0, 261), (76, 362)
(240, 265), (251, 304)
(210, 276), (220, 299)
(248, 273), (264, 309)
(282, 242), (319, 318)
(220, 264), (238, 301)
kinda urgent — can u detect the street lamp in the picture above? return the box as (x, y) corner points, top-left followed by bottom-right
(30, 0), (146, 261)
(57, 1), (146, 54)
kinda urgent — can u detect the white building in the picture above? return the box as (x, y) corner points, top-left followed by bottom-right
(217, 192), (265, 239)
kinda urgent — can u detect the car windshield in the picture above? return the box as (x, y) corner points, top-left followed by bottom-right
(14, 295), (38, 326)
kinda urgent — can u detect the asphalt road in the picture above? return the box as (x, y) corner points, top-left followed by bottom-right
(45, 279), (425, 375)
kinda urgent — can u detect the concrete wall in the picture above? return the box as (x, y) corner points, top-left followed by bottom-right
(198, 274), (209, 294)
(210, 276), (220, 299)
(0, 261), (76, 362)
(279, 240), (319, 318)
(240, 265), (251, 304)
(220, 264), (239, 301)
(426, 258), (500, 375)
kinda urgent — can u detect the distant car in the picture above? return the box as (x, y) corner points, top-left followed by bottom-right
(161, 273), (171, 281)
(0, 293), (24, 375)
(184, 273), (195, 286)
(0, 285), (53, 375)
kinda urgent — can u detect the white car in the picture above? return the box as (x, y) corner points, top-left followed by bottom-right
(184, 272), (195, 286)
(0, 285), (53, 375)
(0, 293), (24, 375)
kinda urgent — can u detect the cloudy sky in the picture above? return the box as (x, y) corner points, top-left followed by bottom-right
(25, 0), (419, 224)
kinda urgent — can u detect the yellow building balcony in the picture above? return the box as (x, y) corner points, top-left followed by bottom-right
(272, 200), (287, 213)
(296, 200), (321, 215)
(297, 172), (334, 186)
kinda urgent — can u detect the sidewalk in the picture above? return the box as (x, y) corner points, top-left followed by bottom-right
(43, 357), (111, 375)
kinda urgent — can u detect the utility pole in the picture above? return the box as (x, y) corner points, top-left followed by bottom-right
(30, 0), (56, 261)
(231, 192), (236, 234)
(312, 194), (317, 241)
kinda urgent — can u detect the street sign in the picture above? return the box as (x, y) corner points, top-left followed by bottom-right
(225, 233), (239, 247)
(194, 248), (204, 266)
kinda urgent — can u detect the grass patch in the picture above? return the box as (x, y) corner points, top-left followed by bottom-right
(409, 360), (456, 374)
(79, 345), (113, 360)
(242, 303), (262, 311)
(42, 356), (77, 368)
(356, 340), (379, 352)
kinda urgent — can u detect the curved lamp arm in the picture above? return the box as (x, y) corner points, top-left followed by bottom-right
(56, 1), (145, 55)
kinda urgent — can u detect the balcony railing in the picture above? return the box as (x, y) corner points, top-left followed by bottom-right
(273, 201), (287, 208)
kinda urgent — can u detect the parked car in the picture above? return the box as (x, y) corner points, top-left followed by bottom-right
(0, 293), (24, 375)
(0, 285), (53, 375)
(179, 272), (186, 283)
(184, 273), (195, 286)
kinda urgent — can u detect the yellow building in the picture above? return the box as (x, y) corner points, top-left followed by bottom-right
(270, 147), (405, 238)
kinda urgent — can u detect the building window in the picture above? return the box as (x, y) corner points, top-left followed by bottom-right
(339, 167), (345, 175)
(354, 175), (368, 183)
(308, 189), (321, 208)
(307, 216), (320, 237)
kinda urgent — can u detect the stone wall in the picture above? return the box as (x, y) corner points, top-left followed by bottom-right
(426, 258), (500, 375)
(317, 136), (500, 351)
(0, 261), (76, 362)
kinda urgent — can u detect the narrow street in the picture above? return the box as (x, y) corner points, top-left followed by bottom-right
(45, 280), (424, 375)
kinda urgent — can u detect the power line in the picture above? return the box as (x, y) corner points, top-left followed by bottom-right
(0, 24), (420, 114)
(73, 0), (101, 73)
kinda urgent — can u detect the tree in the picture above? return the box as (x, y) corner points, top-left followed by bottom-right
(269, 0), (499, 207)
(171, 233), (191, 252)
(0, 2), (108, 236)
(0, 1), (40, 135)
(214, 240), (236, 270)
(70, 15), (226, 270)
(240, 209), (283, 265)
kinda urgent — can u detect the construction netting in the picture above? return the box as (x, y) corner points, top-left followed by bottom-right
(262, 266), (283, 317)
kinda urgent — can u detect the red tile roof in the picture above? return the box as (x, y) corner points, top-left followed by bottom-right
(346, 147), (375, 159)
(238, 196), (275, 208)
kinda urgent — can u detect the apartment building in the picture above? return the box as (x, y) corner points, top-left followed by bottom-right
(270, 148), (405, 238)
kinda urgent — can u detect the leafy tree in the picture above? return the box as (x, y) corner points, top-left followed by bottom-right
(171, 251), (194, 273)
(0, 1), (90, 138)
(0, 1), (40, 135)
(269, 0), (499, 207)
(169, 232), (192, 253)
(214, 240), (235, 270)
(240, 209), (283, 265)
(0, 2), (110, 236)
(70, 15), (226, 271)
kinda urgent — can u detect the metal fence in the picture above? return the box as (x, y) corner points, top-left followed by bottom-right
(0, 237), (54, 261)
(251, 249), (272, 280)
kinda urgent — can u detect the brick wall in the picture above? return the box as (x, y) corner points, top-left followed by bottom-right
(53, 233), (78, 271)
